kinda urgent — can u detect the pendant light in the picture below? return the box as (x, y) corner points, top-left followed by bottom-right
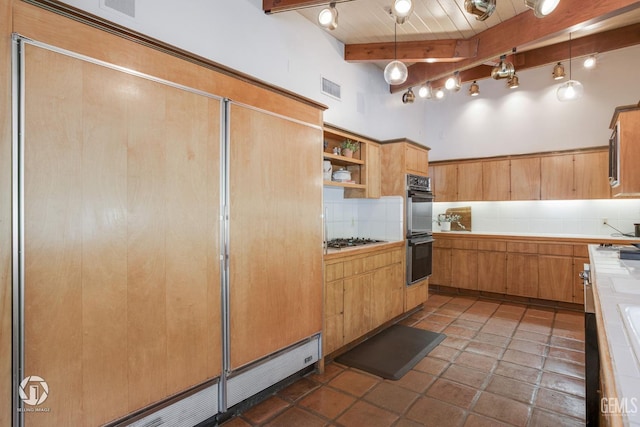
(384, 23), (408, 85)
(557, 33), (584, 102)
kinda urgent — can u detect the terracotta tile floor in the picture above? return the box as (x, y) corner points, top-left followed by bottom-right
(221, 294), (586, 427)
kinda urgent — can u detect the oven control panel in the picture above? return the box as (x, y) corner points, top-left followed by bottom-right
(407, 174), (431, 192)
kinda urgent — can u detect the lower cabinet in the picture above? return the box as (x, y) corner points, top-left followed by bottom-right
(431, 234), (605, 304)
(324, 244), (406, 356)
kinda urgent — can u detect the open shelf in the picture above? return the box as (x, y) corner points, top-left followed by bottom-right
(323, 152), (365, 166)
(323, 180), (366, 189)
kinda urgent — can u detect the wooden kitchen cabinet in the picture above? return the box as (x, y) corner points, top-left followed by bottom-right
(611, 108), (640, 197)
(574, 151), (611, 199)
(406, 279), (428, 311)
(483, 159), (510, 201)
(431, 238), (453, 286)
(457, 162), (483, 201)
(506, 242), (539, 298)
(477, 240), (507, 294)
(323, 124), (381, 198)
(541, 154), (574, 200)
(380, 139), (431, 196)
(538, 244), (574, 303)
(324, 243), (405, 356)
(510, 157), (541, 200)
(430, 164), (458, 202)
(451, 240), (478, 290)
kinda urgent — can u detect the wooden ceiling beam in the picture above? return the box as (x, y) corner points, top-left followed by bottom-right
(345, 39), (479, 62)
(407, 22), (640, 92)
(392, 0), (640, 92)
(263, 0), (348, 14)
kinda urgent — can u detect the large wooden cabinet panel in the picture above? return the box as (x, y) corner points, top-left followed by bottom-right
(381, 140), (430, 196)
(343, 274), (373, 343)
(405, 144), (430, 176)
(23, 44), (222, 426)
(477, 241), (507, 294)
(506, 253), (539, 298)
(431, 239), (452, 286)
(229, 104), (323, 369)
(538, 256), (574, 302)
(574, 151), (611, 199)
(451, 240), (478, 290)
(431, 164), (458, 202)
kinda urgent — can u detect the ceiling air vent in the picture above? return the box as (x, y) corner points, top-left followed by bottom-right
(321, 76), (341, 100)
(101, 0), (136, 18)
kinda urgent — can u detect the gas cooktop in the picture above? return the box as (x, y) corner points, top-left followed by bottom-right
(326, 237), (385, 249)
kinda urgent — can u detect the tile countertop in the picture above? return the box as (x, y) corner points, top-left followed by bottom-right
(434, 230), (640, 242)
(589, 244), (640, 426)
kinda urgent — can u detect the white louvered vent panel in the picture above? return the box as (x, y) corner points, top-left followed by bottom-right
(321, 77), (341, 100)
(101, 0), (136, 18)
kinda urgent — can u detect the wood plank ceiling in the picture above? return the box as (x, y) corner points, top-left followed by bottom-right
(263, 0), (640, 92)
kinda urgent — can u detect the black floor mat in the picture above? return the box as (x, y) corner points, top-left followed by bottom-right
(335, 324), (446, 380)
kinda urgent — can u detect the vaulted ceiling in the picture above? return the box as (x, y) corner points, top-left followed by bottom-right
(263, 0), (640, 92)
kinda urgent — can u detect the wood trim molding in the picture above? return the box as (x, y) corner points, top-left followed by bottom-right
(20, 0), (328, 110)
(429, 146), (609, 166)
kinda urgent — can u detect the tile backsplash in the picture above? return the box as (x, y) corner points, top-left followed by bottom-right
(323, 187), (403, 241)
(434, 199), (640, 237)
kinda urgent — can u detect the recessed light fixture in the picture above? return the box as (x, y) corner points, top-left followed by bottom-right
(469, 81), (480, 96)
(552, 62), (566, 80)
(392, 0), (414, 24)
(318, 2), (339, 30)
(584, 55), (597, 69)
(524, 0), (560, 18)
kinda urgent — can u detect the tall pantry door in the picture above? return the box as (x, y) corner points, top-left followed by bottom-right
(20, 42), (222, 426)
(228, 103), (323, 370)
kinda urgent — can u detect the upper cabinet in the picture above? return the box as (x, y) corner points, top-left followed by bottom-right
(610, 108), (640, 198)
(381, 139), (430, 196)
(430, 147), (613, 202)
(323, 124), (381, 199)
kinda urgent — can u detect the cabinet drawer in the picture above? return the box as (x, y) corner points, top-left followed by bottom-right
(434, 238), (453, 249)
(573, 244), (589, 258)
(451, 239), (477, 250)
(507, 242), (538, 254)
(477, 240), (507, 252)
(343, 258), (365, 277)
(538, 243), (573, 256)
(325, 262), (344, 282)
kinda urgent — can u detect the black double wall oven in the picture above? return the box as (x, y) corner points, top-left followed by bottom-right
(406, 174), (434, 285)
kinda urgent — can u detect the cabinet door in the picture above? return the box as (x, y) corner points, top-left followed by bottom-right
(371, 263), (404, 327)
(457, 162), (483, 201)
(510, 157), (540, 200)
(366, 142), (382, 198)
(229, 104), (323, 369)
(538, 256), (574, 302)
(432, 164), (458, 202)
(451, 249), (478, 290)
(405, 145), (429, 176)
(615, 110), (640, 197)
(574, 151), (611, 199)
(343, 274), (373, 343)
(483, 160), (510, 201)
(478, 251), (506, 293)
(324, 280), (344, 355)
(541, 154), (574, 200)
(506, 253), (538, 297)
(431, 247), (452, 286)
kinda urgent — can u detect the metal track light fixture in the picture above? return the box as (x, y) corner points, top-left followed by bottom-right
(491, 55), (515, 80)
(402, 87), (415, 104)
(507, 73), (520, 89)
(318, 2), (339, 30)
(445, 71), (461, 92)
(384, 22), (408, 85)
(557, 33), (584, 101)
(464, 0), (496, 21)
(392, 0), (414, 24)
(552, 62), (566, 80)
(525, 0), (560, 18)
(469, 81), (480, 96)
(418, 82), (433, 99)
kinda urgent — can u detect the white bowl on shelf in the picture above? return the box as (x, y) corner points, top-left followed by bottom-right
(332, 169), (351, 182)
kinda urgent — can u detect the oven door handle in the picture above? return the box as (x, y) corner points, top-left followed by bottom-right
(408, 236), (434, 246)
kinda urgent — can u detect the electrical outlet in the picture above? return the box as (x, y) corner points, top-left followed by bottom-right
(602, 218), (608, 225)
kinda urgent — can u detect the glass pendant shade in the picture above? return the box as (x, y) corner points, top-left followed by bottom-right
(557, 80), (584, 101)
(384, 60), (408, 85)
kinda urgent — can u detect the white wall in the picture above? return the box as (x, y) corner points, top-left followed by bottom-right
(425, 44), (640, 161)
(58, 0), (428, 142)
